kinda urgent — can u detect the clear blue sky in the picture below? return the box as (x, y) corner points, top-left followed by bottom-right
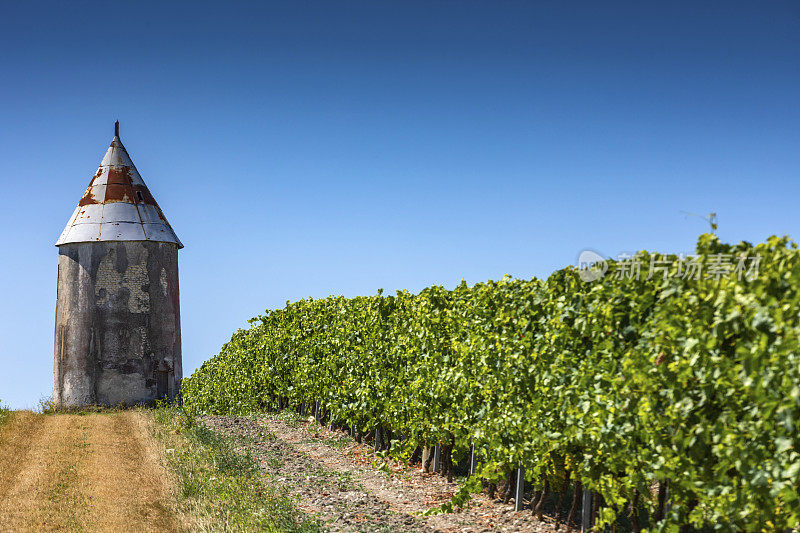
(1, 1), (798, 408)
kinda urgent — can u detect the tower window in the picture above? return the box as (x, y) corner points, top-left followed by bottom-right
(137, 191), (144, 202)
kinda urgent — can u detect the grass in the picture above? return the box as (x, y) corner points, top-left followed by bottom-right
(38, 396), (128, 415)
(45, 445), (87, 532)
(328, 469), (360, 493)
(274, 409), (306, 427)
(323, 432), (353, 450)
(1, 409), (179, 532)
(0, 400), (9, 429)
(151, 404), (320, 532)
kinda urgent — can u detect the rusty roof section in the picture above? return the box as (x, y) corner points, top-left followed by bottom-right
(56, 123), (183, 248)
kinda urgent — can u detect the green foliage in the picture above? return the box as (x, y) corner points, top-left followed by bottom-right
(183, 234), (800, 531)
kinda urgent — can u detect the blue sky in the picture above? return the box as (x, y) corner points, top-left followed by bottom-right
(1, 1), (798, 408)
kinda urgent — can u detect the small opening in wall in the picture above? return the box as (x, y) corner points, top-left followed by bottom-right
(136, 191), (144, 202)
(156, 369), (169, 399)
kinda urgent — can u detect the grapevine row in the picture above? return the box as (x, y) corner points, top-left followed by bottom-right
(182, 234), (800, 530)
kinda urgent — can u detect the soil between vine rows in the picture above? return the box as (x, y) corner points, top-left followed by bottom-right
(200, 414), (558, 532)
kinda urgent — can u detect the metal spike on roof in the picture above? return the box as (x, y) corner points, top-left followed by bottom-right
(56, 123), (183, 248)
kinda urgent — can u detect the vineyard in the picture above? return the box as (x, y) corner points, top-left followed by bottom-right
(182, 234), (800, 531)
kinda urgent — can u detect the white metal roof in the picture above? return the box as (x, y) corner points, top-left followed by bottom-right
(56, 123), (183, 248)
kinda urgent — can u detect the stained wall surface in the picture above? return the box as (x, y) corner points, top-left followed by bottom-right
(54, 241), (182, 407)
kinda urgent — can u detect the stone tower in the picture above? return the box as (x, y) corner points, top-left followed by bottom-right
(54, 122), (183, 407)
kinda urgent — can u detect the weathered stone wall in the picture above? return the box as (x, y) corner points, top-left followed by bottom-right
(53, 241), (182, 407)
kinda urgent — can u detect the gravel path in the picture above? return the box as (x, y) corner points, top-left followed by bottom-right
(201, 414), (559, 532)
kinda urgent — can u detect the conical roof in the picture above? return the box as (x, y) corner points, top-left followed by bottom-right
(56, 123), (183, 248)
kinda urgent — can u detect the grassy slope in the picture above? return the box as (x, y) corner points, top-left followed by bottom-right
(150, 405), (320, 533)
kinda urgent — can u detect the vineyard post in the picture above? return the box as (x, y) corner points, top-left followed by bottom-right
(514, 463), (526, 511)
(581, 489), (593, 532)
(468, 443), (477, 479)
(314, 401), (320, 423)
(665, 483), (672, 515)
(434, 443), (441, 472)
(655, 481), (667, 522)
(374, 428), (380, 451)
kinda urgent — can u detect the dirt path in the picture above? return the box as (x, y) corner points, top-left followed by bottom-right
(202, 414), (558, 533)
(0, 411), (177, 533)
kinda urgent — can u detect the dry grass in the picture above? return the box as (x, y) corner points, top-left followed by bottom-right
(79, 411), (178, 532)
(0, 412), (88, 531)
(0, 410), (178, 533)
